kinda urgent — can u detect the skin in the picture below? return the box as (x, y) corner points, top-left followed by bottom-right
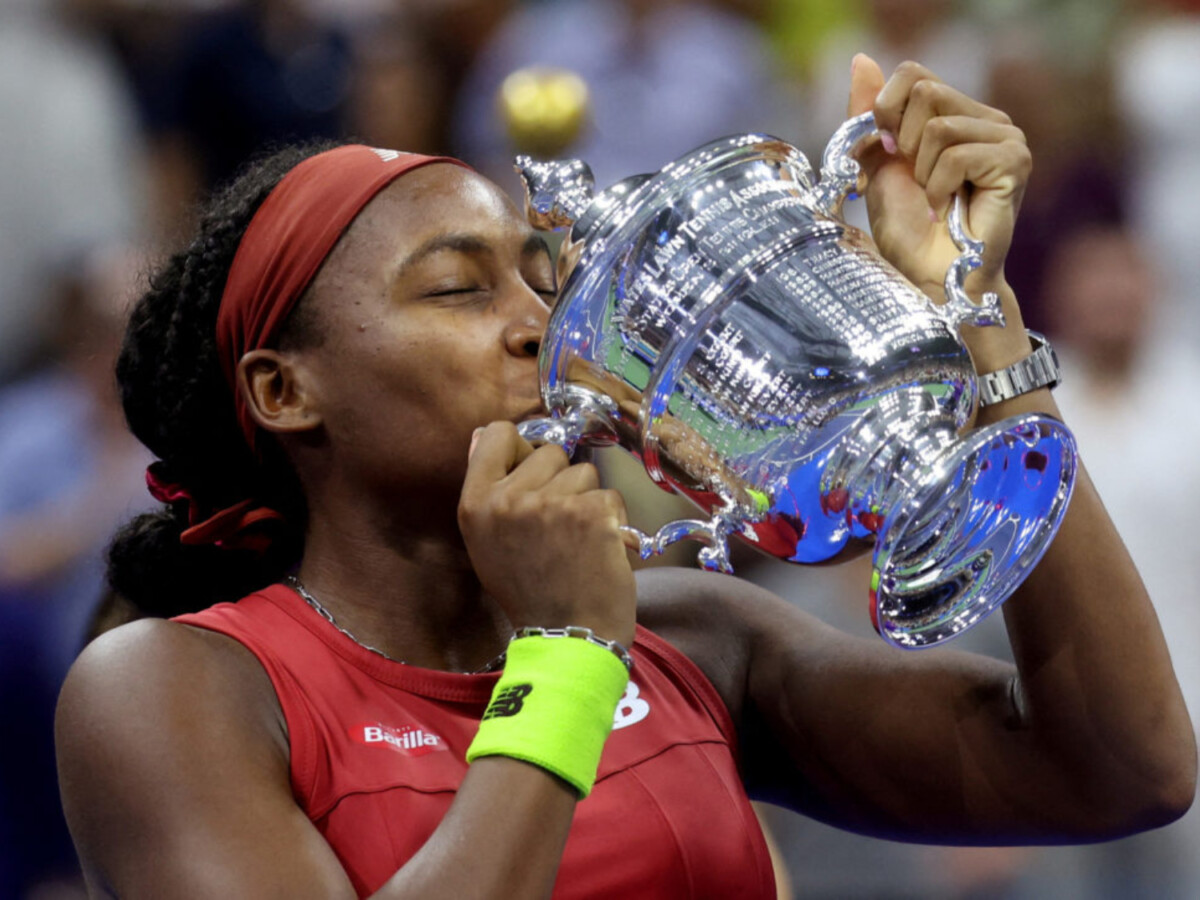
(56, 58), (1196, 899)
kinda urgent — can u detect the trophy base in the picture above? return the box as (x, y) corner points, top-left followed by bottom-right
(869, 414), (1077, 649)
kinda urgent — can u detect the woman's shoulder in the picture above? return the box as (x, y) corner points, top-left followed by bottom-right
(58, 615), (286, 765)
(68, 584), (301, 705)
(634, 566), (826, 725)
(56, 618), (312, 895)
(635, 564), (824, 640)
(635, 565), (751, 636)
(67, 614), (266, 692)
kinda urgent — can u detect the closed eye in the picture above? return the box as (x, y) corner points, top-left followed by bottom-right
(426, 286), (485, 298)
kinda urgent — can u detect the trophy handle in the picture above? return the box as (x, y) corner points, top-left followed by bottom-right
(813, 111), (879, 217)
(937, 195), (1005, 329)
(619, 504), (744, 574)
(516, 386), (622, 457)
(516, 413), (589, 457)
(816, 115), (1006, 332)
(517, 386), (745, 574)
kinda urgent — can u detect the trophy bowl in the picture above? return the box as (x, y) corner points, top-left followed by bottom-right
(515, 113), (1077, 649)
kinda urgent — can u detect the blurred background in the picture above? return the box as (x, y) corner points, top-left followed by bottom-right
(2, 0), (1199, 897)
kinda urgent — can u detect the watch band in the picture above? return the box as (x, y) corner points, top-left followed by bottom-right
(977, 330), (1061, 407)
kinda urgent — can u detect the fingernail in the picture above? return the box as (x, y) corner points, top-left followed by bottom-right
(928, 206), (939, 223)
(851, 53), (860, 78)
(468, 427), (483, 460)
(880, 131), (897, 155)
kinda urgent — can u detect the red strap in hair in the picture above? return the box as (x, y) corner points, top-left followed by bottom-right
(146, 462), (285, 553)
(217, 144), (472, 452)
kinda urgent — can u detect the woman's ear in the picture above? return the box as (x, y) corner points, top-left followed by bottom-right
(236, 349), (322, 435)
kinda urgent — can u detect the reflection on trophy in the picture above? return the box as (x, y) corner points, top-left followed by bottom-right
(516, 113), (1077, 649)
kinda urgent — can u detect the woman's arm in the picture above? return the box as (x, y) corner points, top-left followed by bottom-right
(57, 619), (580, 900)
(641, 528), (1192, 845)
(859, 55), (1195, 831)
(638, 57), (1195, 845)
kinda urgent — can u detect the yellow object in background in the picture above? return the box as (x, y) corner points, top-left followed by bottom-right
(498, 66), (591, 157)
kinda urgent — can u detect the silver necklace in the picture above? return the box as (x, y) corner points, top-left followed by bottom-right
(285, 575), (507, 674)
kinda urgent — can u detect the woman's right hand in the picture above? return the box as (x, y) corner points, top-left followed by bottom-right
(458, 422), (638, 647)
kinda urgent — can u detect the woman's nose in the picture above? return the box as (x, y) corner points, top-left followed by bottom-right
(505, 315), (544, 358)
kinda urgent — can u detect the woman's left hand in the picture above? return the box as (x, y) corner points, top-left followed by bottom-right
(847, 55), (1031, 313)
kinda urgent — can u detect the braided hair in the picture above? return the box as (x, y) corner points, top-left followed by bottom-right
(108, 141), (340, 617)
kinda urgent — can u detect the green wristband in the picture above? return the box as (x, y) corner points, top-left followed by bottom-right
(466, 633), (630, 798)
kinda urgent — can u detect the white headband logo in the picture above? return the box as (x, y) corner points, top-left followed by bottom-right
(371, 148), (402, 163)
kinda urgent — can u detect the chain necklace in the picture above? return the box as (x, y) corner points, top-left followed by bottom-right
(285, 575), (507, 674)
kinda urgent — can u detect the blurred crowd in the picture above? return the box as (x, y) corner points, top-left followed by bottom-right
(2, 0), (1199, 897)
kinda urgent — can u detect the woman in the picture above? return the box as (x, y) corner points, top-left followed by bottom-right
(56, 56), (1195, 899)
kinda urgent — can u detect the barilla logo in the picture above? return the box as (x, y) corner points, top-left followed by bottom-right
(351, 722), (447, 757)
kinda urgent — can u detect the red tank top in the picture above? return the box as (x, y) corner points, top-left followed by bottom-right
(174, 584), (776, 899)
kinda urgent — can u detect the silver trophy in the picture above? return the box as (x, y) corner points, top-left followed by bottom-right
(516, 113), (1077, 648)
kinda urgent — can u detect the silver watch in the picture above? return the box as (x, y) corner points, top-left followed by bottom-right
(977, 330), (1061, 407)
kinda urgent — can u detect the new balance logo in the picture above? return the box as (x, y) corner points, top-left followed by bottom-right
(612, 680), (650, 730)
(483, 683), (533, 720)
(371, 148), (402, 162)
(350, 722), (447, 757)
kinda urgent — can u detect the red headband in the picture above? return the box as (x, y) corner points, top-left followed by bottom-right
(152, 145), (471, 552)
(217, 144), (472, 450)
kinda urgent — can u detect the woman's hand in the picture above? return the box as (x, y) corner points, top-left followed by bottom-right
(847, 55), (1037, 372)
(458, 422), (638, 647)
(848, 54), (1030, 299)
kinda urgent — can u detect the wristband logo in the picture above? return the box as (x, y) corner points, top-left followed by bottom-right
(351, 722), (448, 757)
(612, 680), (650, 730)
(482, 683), (533, 719)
